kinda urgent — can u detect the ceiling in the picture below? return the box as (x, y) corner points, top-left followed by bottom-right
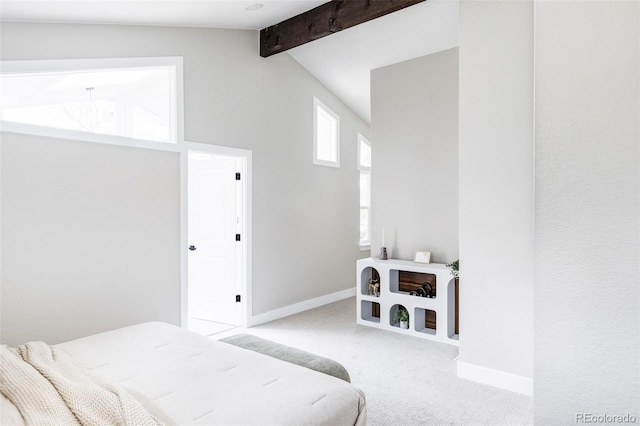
(0, 0), (459, 123)
(0, 1), (328, 30)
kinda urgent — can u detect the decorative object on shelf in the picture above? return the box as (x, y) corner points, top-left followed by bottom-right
(367, 278), (380, 297)
(422, 282), (433, 298)
(378, 247), (388, 260)
(446, 259), (459, 279)
(413, 251), (432, 264)
(409, 283), (434, 298)
(394, 306), (409, 329)
(379, 229), (388, 260)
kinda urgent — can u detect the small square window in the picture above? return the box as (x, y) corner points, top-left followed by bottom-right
(313, 97), (340, 167)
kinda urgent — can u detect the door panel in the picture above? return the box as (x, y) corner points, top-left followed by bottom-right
(188, 151), (241, 325)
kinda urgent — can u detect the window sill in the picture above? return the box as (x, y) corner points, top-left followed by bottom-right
(313, 158), (340, 168)
(1, 121), (181, 152)
(359, 243), (371, 252)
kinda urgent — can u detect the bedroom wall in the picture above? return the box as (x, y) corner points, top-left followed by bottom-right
(0, 23), (370, 344)
(458, 0), (534, 391)
(370, 48), (459, 264)
(459, 0), (639, 413)
(1, 135), (181, 344)
(534, 2), (640, 422)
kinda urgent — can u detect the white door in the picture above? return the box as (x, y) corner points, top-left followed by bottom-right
(188, 150), (243, 325)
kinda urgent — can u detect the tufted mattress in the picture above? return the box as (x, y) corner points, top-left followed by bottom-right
(2, 322), (366, 425)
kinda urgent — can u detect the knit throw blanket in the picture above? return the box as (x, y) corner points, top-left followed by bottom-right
(0, 342), (164, 426)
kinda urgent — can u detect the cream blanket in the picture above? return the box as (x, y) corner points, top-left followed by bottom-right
(0, 342), (163, 426)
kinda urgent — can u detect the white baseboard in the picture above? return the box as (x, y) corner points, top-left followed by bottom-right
(248, 287), (356, 327)
(457, 361), (533, 396)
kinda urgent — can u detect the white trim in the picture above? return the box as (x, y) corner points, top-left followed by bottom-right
(312, 96), (340, 168)
(1, 122), (181, 152)
(1, 56), (182, 74)
(457, 361), (533, 396)
(180, 147), (189, 329)
(180, 142), (253, 330)
(359, 169), (372, 247)
(0, 56), (184, 149)
(358, 134), (372, 246)
(248, 287), (356, 327)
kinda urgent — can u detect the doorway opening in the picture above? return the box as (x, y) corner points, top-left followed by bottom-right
(184, 144), (251, 336)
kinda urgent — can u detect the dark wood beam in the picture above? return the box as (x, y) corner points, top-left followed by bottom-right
(260, 0), (426, 58)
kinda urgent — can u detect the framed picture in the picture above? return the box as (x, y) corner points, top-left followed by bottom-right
(414, 251), (431, 264)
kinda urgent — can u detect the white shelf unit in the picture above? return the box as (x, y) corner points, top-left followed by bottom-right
(356, 257), (459, 346)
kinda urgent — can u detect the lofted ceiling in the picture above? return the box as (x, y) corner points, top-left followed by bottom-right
(0, 0), (459, 123)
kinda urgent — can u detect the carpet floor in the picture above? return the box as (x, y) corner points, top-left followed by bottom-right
(214, 297), (532, 425)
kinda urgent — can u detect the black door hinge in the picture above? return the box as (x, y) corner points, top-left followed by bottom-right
(236, 234), (241, 241)
(235, 172), (241, 181)
(236, 295), (241, 303)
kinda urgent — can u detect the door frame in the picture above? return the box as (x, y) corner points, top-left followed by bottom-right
(180, 142), (252, 329)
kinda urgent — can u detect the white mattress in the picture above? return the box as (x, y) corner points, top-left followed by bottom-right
(37, 322), (366, 425)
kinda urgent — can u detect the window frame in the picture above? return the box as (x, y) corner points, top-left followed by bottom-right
(0, 56), (184, 152)
(312, 96), (340, 168)
(358, 133), (371, 171)
(358, 133), (372, 249)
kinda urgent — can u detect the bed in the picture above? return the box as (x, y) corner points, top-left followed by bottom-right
(1, 322), (366, 425)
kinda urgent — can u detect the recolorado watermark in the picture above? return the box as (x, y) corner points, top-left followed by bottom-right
(576, 413), (637, 424)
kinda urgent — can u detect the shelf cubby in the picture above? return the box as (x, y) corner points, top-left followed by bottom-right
(389, 304), (408, 328)
(414, 307), (437, 335)
(360, 266), (381, 296)
(390, 269), (437, 298)
(360, 300), (381, 323)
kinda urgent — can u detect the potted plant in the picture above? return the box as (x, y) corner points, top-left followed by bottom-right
(394, 306), (409, 329)
(446, 259), (459, 279)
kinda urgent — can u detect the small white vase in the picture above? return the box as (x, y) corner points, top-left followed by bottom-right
(400, 320), (409, 329)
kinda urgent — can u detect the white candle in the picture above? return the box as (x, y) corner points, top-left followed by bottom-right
(382, 229), (385, 247)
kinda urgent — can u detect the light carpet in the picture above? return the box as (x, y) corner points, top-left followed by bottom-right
(214, 297), (532, 426)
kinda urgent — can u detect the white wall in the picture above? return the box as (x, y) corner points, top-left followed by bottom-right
(458, 0), (534, 390)
(459, 0), (639, 416)
(534, 2), (640, 423)
(1, 134), (181, 345)
(370, 48), (459, 264)
(0, 23), (370, 344)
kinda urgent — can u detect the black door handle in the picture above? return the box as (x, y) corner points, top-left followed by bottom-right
(189, 245), (196, 251)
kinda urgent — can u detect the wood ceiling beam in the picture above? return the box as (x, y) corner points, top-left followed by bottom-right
(260, 0), (426, 58)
